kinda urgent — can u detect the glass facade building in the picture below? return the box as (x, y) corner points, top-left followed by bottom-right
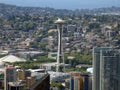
(92, 47), (120, 90)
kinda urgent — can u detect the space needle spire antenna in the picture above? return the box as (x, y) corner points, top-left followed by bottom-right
(55, 18), (65, 72)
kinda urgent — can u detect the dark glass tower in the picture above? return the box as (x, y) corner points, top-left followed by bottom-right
(92, 47), (120, 90)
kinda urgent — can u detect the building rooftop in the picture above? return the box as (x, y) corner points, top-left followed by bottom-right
(0, 55), (26, 63)
(8, 82), (24, 87)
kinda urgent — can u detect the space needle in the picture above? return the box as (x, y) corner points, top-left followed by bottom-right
(55, 18), (65, 72)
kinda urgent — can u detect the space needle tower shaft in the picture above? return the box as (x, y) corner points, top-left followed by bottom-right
(55, 18), (65, 72)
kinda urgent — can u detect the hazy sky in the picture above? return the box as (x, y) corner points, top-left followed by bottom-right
(0, 0), (120, 9)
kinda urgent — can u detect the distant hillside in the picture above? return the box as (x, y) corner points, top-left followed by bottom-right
(0, 3), (120, 18)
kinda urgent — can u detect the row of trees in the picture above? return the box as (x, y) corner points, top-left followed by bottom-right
(65, 53), (92, 67)
(13, 52), (91, 70)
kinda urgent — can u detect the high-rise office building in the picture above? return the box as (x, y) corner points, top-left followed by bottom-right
(92, 47), (120, 90)
(70, 72), (92, 90)
(4, 66), (17, 90)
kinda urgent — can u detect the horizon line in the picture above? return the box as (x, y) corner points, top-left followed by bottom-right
(0, 3), (120, 10)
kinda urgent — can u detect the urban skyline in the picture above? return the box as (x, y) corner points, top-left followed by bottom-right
(0, 0), (120, 10)
(0, 2), (120, 89)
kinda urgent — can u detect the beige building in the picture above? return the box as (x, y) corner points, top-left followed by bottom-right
(17, 70), (25, 80)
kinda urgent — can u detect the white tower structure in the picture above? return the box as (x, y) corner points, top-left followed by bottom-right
(55, 18), (65, 72)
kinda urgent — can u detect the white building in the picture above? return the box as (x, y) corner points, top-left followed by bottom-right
(48, 71), (70, 82)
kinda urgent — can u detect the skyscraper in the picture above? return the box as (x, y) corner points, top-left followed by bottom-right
(70, 73), (92, 90)
(92, 47), (120, 90)
(4, 66), (17, 90)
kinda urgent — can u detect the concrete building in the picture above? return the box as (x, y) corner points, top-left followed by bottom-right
(4, 66), (17, 90)
(26, 77), (35, 89)
(67, 25), (77, 32)
(92, 47), (120, 90)
(17, 70), (25, 80)
(48, 71), (70, 82)
(8, 82), (24, 90)
(74, 32), (82, 40)
(105, 30), (116, 37)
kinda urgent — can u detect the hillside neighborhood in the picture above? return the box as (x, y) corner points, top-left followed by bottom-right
(0, 3), (120, 90)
